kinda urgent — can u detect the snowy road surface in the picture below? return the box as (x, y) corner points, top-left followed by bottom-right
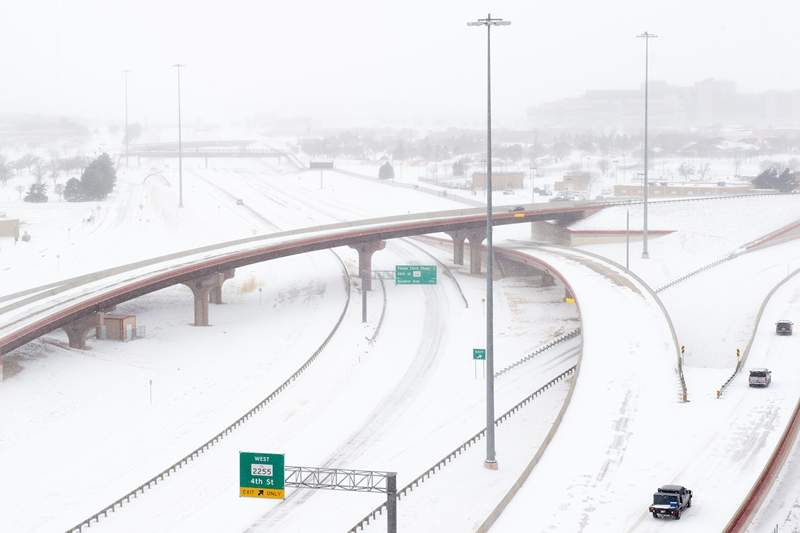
(492, 246), (680, 532)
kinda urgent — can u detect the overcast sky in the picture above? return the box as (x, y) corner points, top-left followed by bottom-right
(1, 0), (798, 128)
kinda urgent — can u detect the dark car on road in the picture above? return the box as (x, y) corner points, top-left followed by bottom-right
(649, 484), (692, 519)
(776, 320), (793, 336)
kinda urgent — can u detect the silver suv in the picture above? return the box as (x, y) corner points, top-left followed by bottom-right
(749, 368), (772, 387)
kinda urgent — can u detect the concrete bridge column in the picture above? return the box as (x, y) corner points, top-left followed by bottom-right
(349, 240), (386, 291)
(467, 229), (487, 275)
(183, 273), (224, 326)
(446, 230), (469, 265)
(209, 269), (236, 304)
(62, 313), (101, 349)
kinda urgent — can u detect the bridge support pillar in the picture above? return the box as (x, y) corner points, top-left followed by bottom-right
(467, 229), (487, 275)
(209, 269), (236, 304)
(349, 240), (386, 291)
(62, 313), (101, 349)
(183, 273), (225, 326)
(446, 230), (469, 265)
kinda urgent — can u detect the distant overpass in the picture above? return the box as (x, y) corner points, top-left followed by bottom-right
(127, 140), (285, 162)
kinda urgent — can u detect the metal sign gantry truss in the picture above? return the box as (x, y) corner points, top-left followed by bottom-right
(285, 466), (397, 532)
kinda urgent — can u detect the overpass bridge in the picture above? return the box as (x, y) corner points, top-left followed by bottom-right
(0, 201), (601, 365)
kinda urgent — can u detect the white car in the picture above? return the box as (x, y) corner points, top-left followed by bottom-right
(749, 368), (772, 387)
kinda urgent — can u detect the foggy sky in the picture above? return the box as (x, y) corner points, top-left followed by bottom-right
(1, 0), (799, 128)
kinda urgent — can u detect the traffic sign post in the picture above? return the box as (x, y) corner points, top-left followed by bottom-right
(473, 348), (486, 378)
(239, 452), (285, 499)
(395, 265), (437, 285)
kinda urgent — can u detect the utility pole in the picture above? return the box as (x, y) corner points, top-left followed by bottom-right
(637, 32), (657, 259)
(468, 12), (510, 471)
(122, 69), (131, 167)
(530, 165), (536, 203)
(173, 63), (185, 208)
(626, 209), (630, 271)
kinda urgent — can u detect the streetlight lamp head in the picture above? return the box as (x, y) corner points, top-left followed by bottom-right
(467, 14), (511, 27)
(636, 31), (658, 39)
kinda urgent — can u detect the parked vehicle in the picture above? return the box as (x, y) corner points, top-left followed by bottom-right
(749, 368), (772, 387)
(776, 320), (793, 335)
(649, 485), (692, 519)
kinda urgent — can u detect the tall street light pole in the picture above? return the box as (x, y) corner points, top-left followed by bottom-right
(637, 31), (657, 259)
(468, 12), (509, 471)
(173, 63), (185, 208)
(122, 69), (131, 167)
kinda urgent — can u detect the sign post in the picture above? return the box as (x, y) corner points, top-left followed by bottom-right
(395, 265), (437, 285)
(310, 161), (334, 189)
(473, 348), (486, 378)
(239, 452), (285, 499)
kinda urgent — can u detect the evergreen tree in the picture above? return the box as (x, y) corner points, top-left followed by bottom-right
(80, 153), (116, 199)
(23, 182), (48, 202)
(64, 177), (84, 202)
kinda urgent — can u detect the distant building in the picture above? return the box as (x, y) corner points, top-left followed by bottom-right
(379, 161), (395, 180)
(97, 314), (137, 341)
(527, 79), (800, 130)
(0, 217), (20, 241)
(471, 171), (524, 190)
(555, 171), (593, 195)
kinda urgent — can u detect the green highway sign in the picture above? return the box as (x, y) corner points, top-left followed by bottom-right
(239, 452), (285, 499)
(473, 348), (486, 360)
(396, 265), (437, 285)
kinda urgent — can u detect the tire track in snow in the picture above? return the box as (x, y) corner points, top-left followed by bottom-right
(243, 240), (449, 531)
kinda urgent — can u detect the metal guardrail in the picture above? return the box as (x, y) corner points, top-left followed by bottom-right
(494, 328), (580, 378)
(716, 267), (800, 399)
(347, 365), (577, 532)
(654, 254), (736, 293)
(65, 253), (352, 533)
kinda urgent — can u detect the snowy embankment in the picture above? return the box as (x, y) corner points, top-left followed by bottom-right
(491, 246), (680, 532)
(1, 159), (580, 532)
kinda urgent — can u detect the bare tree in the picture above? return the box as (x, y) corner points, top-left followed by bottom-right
(14, 184), (25, 200)
(0, 156), (11, 187)
(697, 162), (711, 180)
(33, 163), (47, 184)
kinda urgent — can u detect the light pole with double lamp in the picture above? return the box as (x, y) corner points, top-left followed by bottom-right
(172, 63), (185, 208)
(468, 12), (509, 471)
(637, 31), (657, 258)
(122, 69), (131, 167)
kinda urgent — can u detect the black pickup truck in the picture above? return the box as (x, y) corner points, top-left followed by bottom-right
(649, 484), (692, 519)
(776, 320), (793, 336)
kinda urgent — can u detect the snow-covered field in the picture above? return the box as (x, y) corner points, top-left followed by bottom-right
(2, 152), (800, 532)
